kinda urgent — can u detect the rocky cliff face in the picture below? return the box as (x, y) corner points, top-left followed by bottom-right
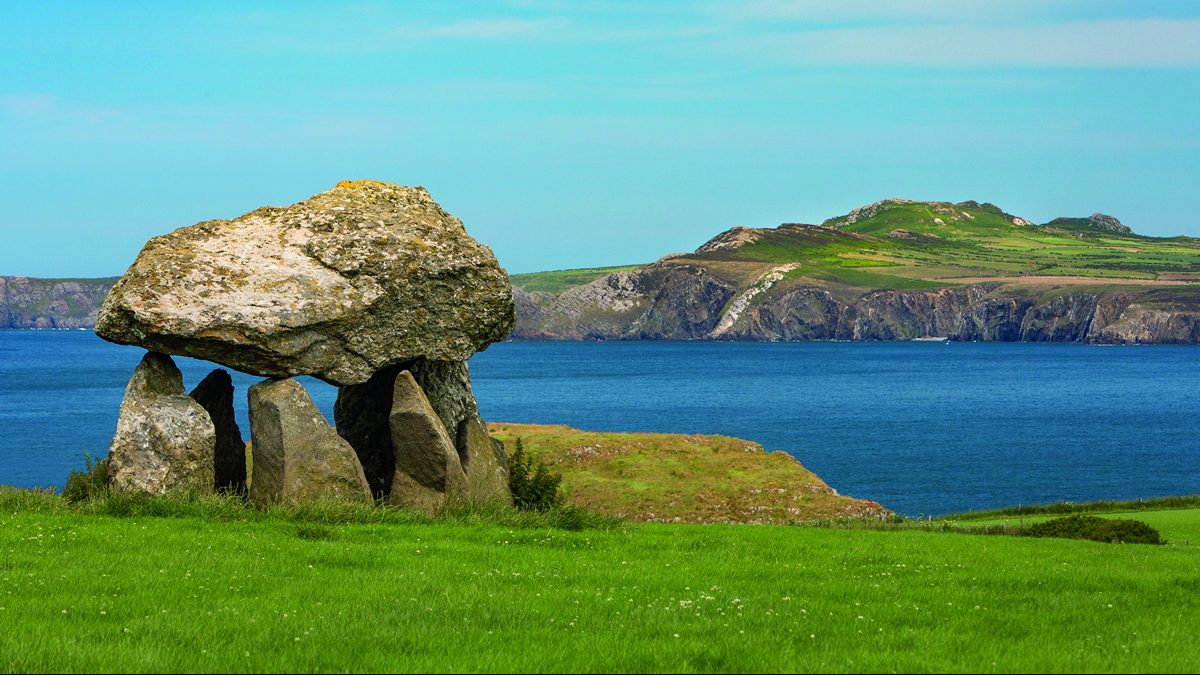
(0, 276), (116, 328)
(512, 271), (1200, 344)
(7, 270), (1200, 345)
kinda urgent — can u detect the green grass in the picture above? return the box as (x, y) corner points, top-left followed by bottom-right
(3, 490), (1200, 672)
(509, 265), (645, 293)
(943, 495), (1200, 521)
(665, 200), (1200, 300)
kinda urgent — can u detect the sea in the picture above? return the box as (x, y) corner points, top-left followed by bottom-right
(1, 331), (1197, 516)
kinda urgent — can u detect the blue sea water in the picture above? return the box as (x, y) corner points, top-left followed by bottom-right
(1, 331), (1197, 516)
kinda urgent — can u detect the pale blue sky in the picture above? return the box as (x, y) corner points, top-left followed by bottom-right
(2, 1), (1198, 277)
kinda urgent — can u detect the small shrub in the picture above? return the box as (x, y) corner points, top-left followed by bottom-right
(1022, 515), (1163, 545)
(62, 452), (109, 503)
(508, 437), (563, 512)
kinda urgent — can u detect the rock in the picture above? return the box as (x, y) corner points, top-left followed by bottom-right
(106, 352), (215, 494)
(333, 365), (399, 499)
(456, 417), (512, 505)
(1043, 213), (1133, 235)
(96, 180), (515, 386)
(1094, 305), (1200, 344)
(0, 276), (115, 329)
(388, 370), (467, 511)
(247, 378), (371, 505)
(1088, 213), (1132, 234)
(189, 369), (246, 493)
(337, 360), (510, 504)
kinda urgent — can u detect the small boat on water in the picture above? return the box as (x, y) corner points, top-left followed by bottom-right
(912, 336), (949, 342)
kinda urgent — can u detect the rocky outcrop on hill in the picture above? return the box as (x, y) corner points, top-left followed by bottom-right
(1043, 213), (1133, 234)
(96, 181), (515, 507)
(0, 276), (116, 329)
(829, 198), (914, 225)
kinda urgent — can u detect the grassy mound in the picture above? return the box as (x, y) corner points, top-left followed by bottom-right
(488, 423), (889, 524)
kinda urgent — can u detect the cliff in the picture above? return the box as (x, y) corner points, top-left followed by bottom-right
(0, 276), (117, 329)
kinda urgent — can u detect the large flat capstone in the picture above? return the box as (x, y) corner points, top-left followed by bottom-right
(96, 180), (515, 386)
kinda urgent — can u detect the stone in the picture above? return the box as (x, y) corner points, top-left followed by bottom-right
(96, 180), (515, 386)
(247, 378), (371, 505)
(106, 352), (215, 494)
(456, 417), (512, 505)
(189, 369), (246, 493)
(337, 361), (511, 504)
(388, 370), (467, 511)
(333, 365), (399, 499)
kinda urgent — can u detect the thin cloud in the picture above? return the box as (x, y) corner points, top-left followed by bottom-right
(390, 17), (569, 40)
(758, 18), (1200, 67)
(731, 0), (1087, 22)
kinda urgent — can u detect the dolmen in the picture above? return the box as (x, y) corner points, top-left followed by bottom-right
(97, 180), (516, 509)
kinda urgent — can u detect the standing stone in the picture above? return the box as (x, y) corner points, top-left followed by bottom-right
(409, 360), (509, 505)
(388, 370), (468, 511)
(247, 378), (371, 505)
(334, 363), (407, 498)
(456, 417), (512, 505)
(336, 359), (512, 504)
(106, 352), (215, 494)
(189, 369), (246, 494)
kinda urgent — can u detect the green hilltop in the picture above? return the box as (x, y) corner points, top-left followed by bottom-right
(511, 198), (1200, 296)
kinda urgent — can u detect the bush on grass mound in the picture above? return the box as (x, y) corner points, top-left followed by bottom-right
(1022, 514), (1163, 545)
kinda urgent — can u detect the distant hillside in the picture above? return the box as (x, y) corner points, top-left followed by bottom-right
(508, 265), (644, 293)
(0, 276), (116, 329)
(512, 198), (1200, 343)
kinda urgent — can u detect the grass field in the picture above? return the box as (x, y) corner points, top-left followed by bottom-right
(1, 489), (1199, 673)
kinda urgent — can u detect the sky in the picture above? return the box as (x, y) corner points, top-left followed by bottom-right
(1, 1), (1198, 278)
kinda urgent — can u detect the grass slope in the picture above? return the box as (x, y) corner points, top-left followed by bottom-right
(2, 490), (1199, 672)
(517, 201), (1200, 297)
(509, 265), (644, 293)
(489, 423), (887, 523)
(700, 201), (1200, 292)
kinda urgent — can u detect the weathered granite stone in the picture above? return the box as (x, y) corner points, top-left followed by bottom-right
(456, 417), (512, 505)
(408, 359), (480, 442)
(337, 361), (511, 504)
(388, 370), (467, 511)
(106, 352), (215, 494)
(189, 369), (246, 493)
(96, 180), (515, 386)
(247, 378), (371, 505)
